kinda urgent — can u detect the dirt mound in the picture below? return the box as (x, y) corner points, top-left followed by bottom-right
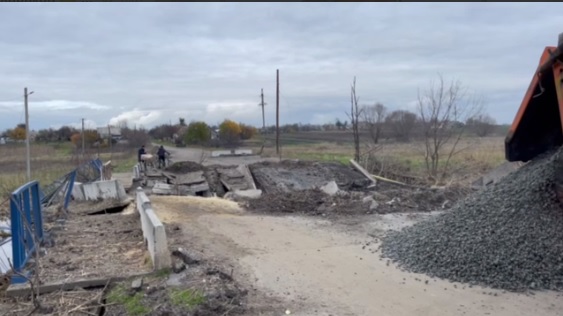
(380, 148), (563, 292)
(249, 160), (371, 194)
(165, 161), (205, 174)
(245, 188), (370, 216)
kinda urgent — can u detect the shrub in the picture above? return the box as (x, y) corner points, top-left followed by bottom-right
(239, 123), (257, 140)
(185, 121), (211, 145)
(70, 130), (100, 147)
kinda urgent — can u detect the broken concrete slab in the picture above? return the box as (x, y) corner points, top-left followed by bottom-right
(145, 169), (163, 178)
(178, 182), (210, 195)
(112, 172), (133, 192)
(233, 189), (262, 199)
(174, 171), (206, 185)
(220, 179), (249, 192)
(74, 179), (128, 202)
(217, 168), (245, 179)
(236, 164), (257, 190)
(320, 181), (339, 196)
(152, 183), (176, 195)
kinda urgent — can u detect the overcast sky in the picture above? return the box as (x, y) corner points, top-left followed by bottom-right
(0, 2), (562, 131)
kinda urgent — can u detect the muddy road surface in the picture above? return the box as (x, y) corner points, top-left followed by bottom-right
(149, 196), (563, 316)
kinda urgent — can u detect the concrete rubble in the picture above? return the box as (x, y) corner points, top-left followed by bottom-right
(320, 181), (339, 196)
(137, 161), (258, 198)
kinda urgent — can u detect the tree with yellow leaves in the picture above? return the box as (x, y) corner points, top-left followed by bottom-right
(9, 127), (26, 140)
(219, 119), (242, 147)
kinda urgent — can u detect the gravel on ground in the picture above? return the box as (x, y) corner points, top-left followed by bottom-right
(380, 148), (563, 292)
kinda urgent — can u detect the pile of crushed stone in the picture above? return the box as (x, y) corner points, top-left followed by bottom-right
(380, 149), (563, 292)
(245, 189), (372, 216)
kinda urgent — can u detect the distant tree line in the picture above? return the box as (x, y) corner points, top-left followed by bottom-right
(149, 118), (258, 148)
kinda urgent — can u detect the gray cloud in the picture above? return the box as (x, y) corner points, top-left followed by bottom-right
(0, 2), (563, 131)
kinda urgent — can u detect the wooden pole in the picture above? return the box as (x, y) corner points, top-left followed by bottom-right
(81, 118), (85, 157)
(108, 124), (112, 158)
(260, 88), (266, 132)
(276, 69), (280, 155)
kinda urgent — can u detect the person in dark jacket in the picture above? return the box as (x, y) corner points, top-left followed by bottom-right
(138, 145), (146, 163)
(157, 145), (170, 169)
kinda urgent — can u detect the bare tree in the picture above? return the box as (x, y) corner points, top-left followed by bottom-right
(362, 103), (387, 144)
(417, 74), (483, 183)
(346, 77), (363, 161)
(467, 113), (497, 137)
(385, 110), (418, 142)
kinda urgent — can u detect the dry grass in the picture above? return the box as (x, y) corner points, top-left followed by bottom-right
(0, 288), (106, 316)
(0, 142), (137, 201)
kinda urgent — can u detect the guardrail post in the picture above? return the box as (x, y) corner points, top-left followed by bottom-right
(63, 171), (76, 211)
(22, 189), (33, 252)
(9, 180), (44, 284)
(31, 183), (43, 241)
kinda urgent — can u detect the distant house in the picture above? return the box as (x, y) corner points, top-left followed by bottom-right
(97, 126), (122, 140)
(172, 126), (188, 142)
(210, 128), (220, 140)
(29, 131), (38, 142)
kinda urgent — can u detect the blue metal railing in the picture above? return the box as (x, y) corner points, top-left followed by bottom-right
(9, 181), (43, 284)
(7, 158), (101, 284)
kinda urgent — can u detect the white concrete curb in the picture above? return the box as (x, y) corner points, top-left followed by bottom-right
(136, 187), (171, 270)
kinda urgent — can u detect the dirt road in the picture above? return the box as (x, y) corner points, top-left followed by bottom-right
(150, 196), (563, 316)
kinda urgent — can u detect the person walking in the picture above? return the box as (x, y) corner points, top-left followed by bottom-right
(157, 145), (170, 169)
(138, 145), (146, 171)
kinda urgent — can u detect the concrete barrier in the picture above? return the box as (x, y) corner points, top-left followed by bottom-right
(133, 163), (142, 180)
(234, 149), (252, 155)
(211, 149), (254, 157)
(73, 179), (128, 202)
(211, 150), (233, 157)
(136, 188), (171, 270)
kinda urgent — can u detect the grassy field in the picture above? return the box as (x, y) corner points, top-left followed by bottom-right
(0, 142), (137, 200)
(247, 131), (506, 185)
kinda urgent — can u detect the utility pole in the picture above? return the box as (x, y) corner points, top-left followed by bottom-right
(108, 124), (112, 154)
(276, 69), (280, 155)
(24, 87), (34, 182)
(81, 118), (85, 157)
(259, 88), (267, 132)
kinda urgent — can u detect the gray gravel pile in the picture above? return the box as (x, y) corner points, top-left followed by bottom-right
(380, 149), (563, 292)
